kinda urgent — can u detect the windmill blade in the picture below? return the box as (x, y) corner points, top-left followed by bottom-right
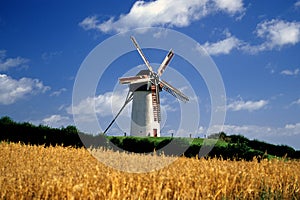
(130, 36), (154, 73)
(160, 80), (189, 102)
(157, 49), (174, 76)
(119, 75), (149, 84)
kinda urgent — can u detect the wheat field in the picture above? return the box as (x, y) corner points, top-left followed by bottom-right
(0, 142), (299, 199)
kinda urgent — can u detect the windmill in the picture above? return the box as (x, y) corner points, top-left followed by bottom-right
(104, 36), (189, 137)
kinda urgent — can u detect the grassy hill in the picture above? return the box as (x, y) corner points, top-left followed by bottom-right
(106, 134), (299, 160)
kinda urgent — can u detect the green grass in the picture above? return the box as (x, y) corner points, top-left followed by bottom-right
(107, 136), (229, 149)
(104, 135), (299, 160)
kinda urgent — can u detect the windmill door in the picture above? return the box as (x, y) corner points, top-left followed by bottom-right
(153, 129), (157, 137)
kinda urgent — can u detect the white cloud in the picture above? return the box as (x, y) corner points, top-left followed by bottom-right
(198, 126), (205, 134)
(280, 68), (299, 76)
(0, 50), (29, 71)
(0, 74), (50, 105)
(78, 16), (100, 31)
(227, 99), (268, 112)
(66, 89), (132, 134)
(67, 89), (128, 118)
(295, 1), (300, 8)
(285, 122), (300, 130)
(205, 123), (300, 149)
(203, 35), (241, 55)
(42, 114), (72, 128)
(79, 0), (245, 33)
(209, 123), (300, 137)
(213, 0), (244, 14)
(79, 0), (207, 33)
(245, 19), (300, 53)
(207, 124), (263, 135)
(203, 19), (300, 55)
(291, 98), (300, 106)
(257, 19), (300, 46)
(50, 88), (67, 97)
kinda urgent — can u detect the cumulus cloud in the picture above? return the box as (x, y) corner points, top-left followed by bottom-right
(285, 122), (300, 130)
(295, 1), (300, 8)
(213, 0), (244, 14)
(280, 68), (299, 76)
(0, 74), (50, 105)
(67, 89), (129, 119)
(208, 123), (300, 137)
(42, 114), (72, 128)
(244, 19), (300, 53)
(227, 99), (268, 112)
(79, 0), (245, 33)
(257, 19), (300, 46)
(79, 16), (101, 31)
(0, 50), (29, 71)
(202, 19), (300, 55)
(204, 123), (300, 149)
(203, 35), (241, 55)
(50, 88), (67, 97)
(207, 124), (267, 136)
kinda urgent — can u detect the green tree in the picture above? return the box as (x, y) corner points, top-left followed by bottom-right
(62, 126), (78, 135)
(0, 116), (14, 125)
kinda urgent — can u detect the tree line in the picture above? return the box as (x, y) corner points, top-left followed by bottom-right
(0, 116), (83, 147)
(1, 116), (299, 160)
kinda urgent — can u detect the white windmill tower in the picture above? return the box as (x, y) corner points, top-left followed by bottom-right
(104, 36), (189, 137)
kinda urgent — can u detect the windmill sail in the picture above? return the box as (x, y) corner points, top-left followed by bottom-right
(160, 80), (189, 102)
(119, 75), (149, 84)
(130, 36), (154, 73)
(157, 49), (174, 76)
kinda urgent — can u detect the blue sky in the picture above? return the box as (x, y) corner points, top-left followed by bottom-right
(1, 0), (300, 149)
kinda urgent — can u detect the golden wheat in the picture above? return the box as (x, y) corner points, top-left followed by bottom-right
(0, 142), (299, 199)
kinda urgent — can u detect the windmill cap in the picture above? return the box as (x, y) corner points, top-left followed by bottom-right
(129, 70), (162, 92)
